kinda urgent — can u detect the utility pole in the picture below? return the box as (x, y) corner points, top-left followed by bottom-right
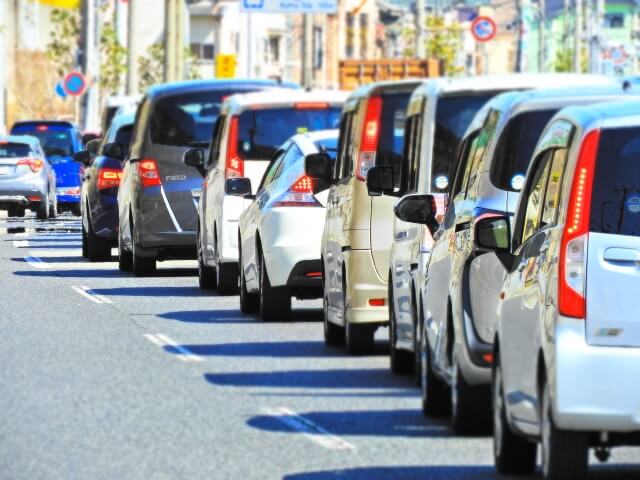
(165, 0), (176, 82)
(538, 0), (545, 72)
(416, 0), (426, 58)
(0, 0), (6, 133)
(573, 0), (582, 72)
(126, 0), (139, 94)
(80, 0), (99, 131)
(594, 0), (605, 74)
(176, 0), (185, 81)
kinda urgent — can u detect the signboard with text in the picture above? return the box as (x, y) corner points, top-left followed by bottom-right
(216, 54), (237, 79)
(240, 0), (337, 13)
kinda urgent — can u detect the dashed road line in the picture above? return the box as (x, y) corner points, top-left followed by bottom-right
(70, 286), (114, 304)
(261, 407), (356, 451)
(13, 240), (29, 247)
(143, 333), (203, 363)
(24, 255), (49, 269)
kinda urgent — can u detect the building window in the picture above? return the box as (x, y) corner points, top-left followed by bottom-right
(313, 26), (323, 69)
(190, 43), (215, 61)
(605, 13), (625, 28)
(346, 13), (355, 58)
(269, 35), (281, 63)
(360, 13), (368, 59)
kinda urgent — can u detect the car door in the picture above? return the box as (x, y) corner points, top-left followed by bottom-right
(201, 115), (226, 262)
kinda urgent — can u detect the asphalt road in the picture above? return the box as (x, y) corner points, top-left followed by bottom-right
(0, 212), (639, 480)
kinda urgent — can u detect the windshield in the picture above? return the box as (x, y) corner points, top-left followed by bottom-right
(591, 127), (640, 237)
(431, 94), (496, 192)
(314, 137), (338, 161)
(491, 109), (557, 191)
(237, 107), (341, 160)
(10, 127), (73, 160)
(0, 143), (32, 158)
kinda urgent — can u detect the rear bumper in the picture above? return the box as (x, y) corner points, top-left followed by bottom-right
(554, 316), (640, 432)
(344, 249), (388, 325)
(0, 181), (47, 208)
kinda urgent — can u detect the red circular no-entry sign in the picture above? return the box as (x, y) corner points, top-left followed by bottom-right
(63, 71), (87, 97)
(471, 16), (497, 42)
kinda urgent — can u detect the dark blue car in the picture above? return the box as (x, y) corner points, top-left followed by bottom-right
(10, 120), (84, 215)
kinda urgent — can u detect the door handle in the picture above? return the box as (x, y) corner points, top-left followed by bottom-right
(603, 248), (640, 265)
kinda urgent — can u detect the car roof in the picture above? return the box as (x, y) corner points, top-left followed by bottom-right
(11, 120), (78, 130)
(221, 89), (348, 114)
(348, 79), (424, 101)
(106, 94), (142, 107)
(0, 134), (41, 148)
(552, 99), (640, 130)
(109, 112), (136, 132)
(291, 129), (339, 155)
(411, 73), (619, 98)
(145, 78), (299, 99)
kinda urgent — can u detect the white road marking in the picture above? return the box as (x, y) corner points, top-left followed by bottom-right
(24, 255), (49, 269)
(261, 407), (356, 451)
(70, 286), (113, 304)
(13, 240), (28, 247)
(143, 333), (203, 363)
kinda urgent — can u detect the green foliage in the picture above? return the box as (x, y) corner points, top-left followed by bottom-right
(552, 48), (588, 73)
(100, 20), (127, 95)
(184, 48), (202, 81)
(46, 8), (80, 77)
(425, 16), (464, 76)
(138, 43), (201, 91)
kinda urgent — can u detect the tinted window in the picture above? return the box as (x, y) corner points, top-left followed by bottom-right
(431, 94), (495, 192)
(237, 107), (341, 161)
(336, 112), (354, 179)
(151, 91), (230, 147)
(541, 148), (568, 227)
(491, 109), (557, 191)
(451, 132), (479, 198)
(0, 143), (31, 157)
(260, 148), (287, 190)
(591, 127), (640, 237)
(314, 137), (338, 161)
(11, 126), (73, 159)
(115, 125), (133, 149)
(521, 153), (551, 245)
(376, 93), (410, 188)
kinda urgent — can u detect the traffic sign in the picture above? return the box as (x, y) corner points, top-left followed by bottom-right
(55, 82), (67, 99)
(471, 16), (497, 42)
(240, 0), (336, 13)
(216, 54), (237, 79)
(63, 71), (87, 97)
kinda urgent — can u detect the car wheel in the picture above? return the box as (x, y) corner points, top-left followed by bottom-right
(214, 238), (238, 295)
(86, 214), (112, 261)
(493, 357), (537, 474)
(450, 346), (492, 434)
(239, 253), (259, 314)
(541, 380), (589, 480)
(323, 271), (344, 346)
(118, 227), (133, 272)
(81, 224), (89, 258)
(197, 227), (217, 290)
(49, 194), (58, 218)
(36, 193), (49, 220)
(8, 205), (25, 218)
(131, 224), (155, 276)
(258, 253), (291, 321)
(71, 203), (81, 216)
(420, 322), (450, 417)
(389, 287), (414, 374)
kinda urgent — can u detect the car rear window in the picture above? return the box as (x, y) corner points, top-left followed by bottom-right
(491, 109), (557, 191)
(0, 143), (31, 158)
(431, 93), (496, 192)
(375, 93), (411, 187)
(590, 127), (640, 237)
(237, 107), (341, 160)
(115, 125), (134, 149)
(10, 126), (74, 161)
(314, 137), (338, 161)
(150, 90), (231, 147)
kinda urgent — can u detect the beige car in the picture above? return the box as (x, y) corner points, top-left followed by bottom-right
(306, 80), (422, 353)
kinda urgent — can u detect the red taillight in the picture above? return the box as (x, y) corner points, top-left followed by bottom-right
(36, 125), (48, 132)
(305, 271), (322, 278)
(17, 157), (44, 173)
(294, 102), (330, 110)
(558, 129), (599, 318)
(97, 168), (123, 190)
(368, 298), (385, 307)
(138, 159), (161, 188)
(225, 116), (243, 179)
(272, 175), (320, 207)
(356, 96), (382, 181)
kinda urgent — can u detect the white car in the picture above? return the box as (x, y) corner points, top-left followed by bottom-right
(190, 89), (346, 294)
(237, 130), (338, 321)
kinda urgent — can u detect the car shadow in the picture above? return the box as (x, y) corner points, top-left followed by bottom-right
(283, 466), (504, 480)
(14, 269), (123, 278)
(13, 243), (81, 249)
(90, 285), (205, 297)
(166, 340), (357, 358)
(248, 408), (453, 439)
(158, 309), (256, 324)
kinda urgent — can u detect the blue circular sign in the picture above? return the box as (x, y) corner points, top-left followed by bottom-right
(63, 71), (87, 96)
(471, 16), (497, 42)
(55, 82), (67, 99)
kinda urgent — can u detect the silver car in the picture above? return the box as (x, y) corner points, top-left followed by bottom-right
(0, 135), (57, 219)
(482, 100), (640, 478)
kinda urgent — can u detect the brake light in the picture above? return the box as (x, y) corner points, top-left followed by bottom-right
(368, 298), (385, 307)
(558, 129), (599, 318)
(17, 157), (44, 173)
(36, 125), (48, 132)
(294, 102), (330, 109)
(305, 271), (322, 278)
(273, 175), (320, 207)
(138, 159), (161, 188)
(356, 96), (382, 181)
(97, 168), (123, 190)
(225, 116), (243, 179)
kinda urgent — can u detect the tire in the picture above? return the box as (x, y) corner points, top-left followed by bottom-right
(450, 346), (492, 435)
(71, 203), (81, 216)
(36, 193), (49, 220)
(420, 322), (450, 417)
(81, 227), (88, 258)
(118, 227), (133, 272)
(8, 205), (25, 218)
(493, 359), (537, 475)
(389, 286), (414, 374)
(214, 233), (238, 295)
(259, 253), (291, 321)
(239, 259), (259, 314)
(323, 269), (344, 346)
(197, 228), (216, 290)
(49, 195), (58, 218)
(541, 380), (589, 480)
(86, 216), (112, 261)
(131, 223), (155, 276)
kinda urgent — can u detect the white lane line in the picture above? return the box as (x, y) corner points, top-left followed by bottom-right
(144, 333), (166, 347)
(13, 240), (29, 247)
(24, 255), (49, 269)
(154, 333), (203, 363)
(261, 407), (356, 451)
(70, 286), (114, 304)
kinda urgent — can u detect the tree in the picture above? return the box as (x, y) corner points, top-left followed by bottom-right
(46, 8), (80, 77)
(99, 18), (127, 96)
(137, 43), (201, 92)
(552, 48), (588, 73)
(424, 16), (464, 76)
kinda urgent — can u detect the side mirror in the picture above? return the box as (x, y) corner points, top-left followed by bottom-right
(103, 142), (125, 161)
(474, 215), (511, 252)
(305, 153), (332, 181)
(366, 165), (394, 196)
(73, 150), (92, 166)
(225, 177), (252, 197)
(86, 138), (102, 156)
(184, 148), (205, 168)
(394, 193), (439, 236)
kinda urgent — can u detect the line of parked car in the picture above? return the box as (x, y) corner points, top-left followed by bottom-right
(6, 73), (640, 478)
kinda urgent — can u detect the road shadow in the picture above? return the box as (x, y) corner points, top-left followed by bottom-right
(91, 285), (205, 297)
(13, 243), (81, 249)
(14, 269), (123, 278)
(158, 309), (254, 324)
(204, 368), (414, 390)
(248, 408), (453, 439)
(168, 340), (356, 358)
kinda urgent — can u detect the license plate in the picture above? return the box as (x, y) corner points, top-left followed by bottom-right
(0, 166), (11, 175)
